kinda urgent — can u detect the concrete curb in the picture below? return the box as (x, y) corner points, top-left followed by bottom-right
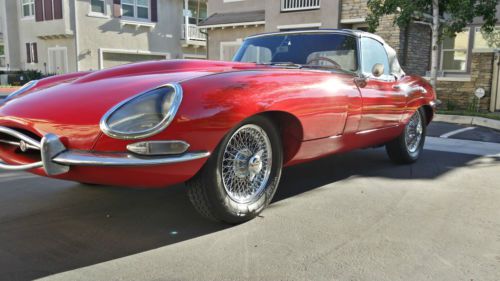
(434, 114), (500, 131)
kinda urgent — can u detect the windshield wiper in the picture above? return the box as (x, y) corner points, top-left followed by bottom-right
(258, 62), (303, 68)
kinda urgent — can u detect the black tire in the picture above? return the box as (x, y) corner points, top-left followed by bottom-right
(386, 108), (427, 164)
(187, 115), (283, 224)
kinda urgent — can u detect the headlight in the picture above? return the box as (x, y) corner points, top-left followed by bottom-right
(5, 80), (39, 100)
(100, 83), (183, 140)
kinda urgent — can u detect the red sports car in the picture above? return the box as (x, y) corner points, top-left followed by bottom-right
(0, 30), (437, 223)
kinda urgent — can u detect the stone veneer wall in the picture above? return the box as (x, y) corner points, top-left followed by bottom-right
(437, 53), (494, 111)
(401, 23), (432, 76)
(341, 0), (369, 20)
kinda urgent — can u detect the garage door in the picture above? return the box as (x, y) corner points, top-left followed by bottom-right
(102, 52), (167, 69)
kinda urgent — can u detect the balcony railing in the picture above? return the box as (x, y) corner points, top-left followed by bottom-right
(281, 0), (320, 11)
(182, 24), (206, 41)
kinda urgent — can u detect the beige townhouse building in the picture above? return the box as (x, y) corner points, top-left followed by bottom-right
(200, 0), (500, 112)
(0, 0), (207, 74)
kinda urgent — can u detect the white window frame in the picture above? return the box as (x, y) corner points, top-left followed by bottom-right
(121, 0), (151, 21)
(220, 39), (242, 61)
(48, 46), (68, 74)
(473, 26), (500, 53)
(88, 0), (108, 18)
(21, 0), (35, 19)
(440, 28), (470, 73)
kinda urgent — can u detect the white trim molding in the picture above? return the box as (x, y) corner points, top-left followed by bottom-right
(199, 21), (265, 30)
(98, 48), (171, 69)
(120, 18), (156, 29)
(340, 18), (366, 24)
(277, 22), (322, 30)
(183, 54), (207, 59)
(423, 76), (472, 82)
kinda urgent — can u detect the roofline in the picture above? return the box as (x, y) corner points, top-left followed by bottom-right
(245, 29), (386, 44)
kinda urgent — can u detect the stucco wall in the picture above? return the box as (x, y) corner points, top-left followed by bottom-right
(208, 0), (265, 14)
(76, 0), (187, 71)
(265, 0), (340, 31)
(207, 26), (264, 60)
(0, 0), (21, 70)
(15, 0), (77, 73)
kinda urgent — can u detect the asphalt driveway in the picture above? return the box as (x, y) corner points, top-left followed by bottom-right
(0, 122), (499, 281)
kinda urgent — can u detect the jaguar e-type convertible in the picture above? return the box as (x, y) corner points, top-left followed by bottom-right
(0, 30), (438, 223)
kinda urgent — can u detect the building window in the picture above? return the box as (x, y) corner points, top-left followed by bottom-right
(441, 29), (469, 72)
(0, 44), (5, 68)
(281, 0), (320, 12)
(473, 26), (500, 51)
(91, 0), (105, 14)
(122, 0), (149, 20)
(25, 42), (38, 64)
(22, 0), (35, 17)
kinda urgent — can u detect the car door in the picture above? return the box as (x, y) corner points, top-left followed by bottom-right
(357, 37), (406, 132)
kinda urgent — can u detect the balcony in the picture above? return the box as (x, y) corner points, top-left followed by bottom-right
(281, 0), (320, 12)
(181, 24), (206, 47)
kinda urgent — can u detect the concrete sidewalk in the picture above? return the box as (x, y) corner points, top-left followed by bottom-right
(435, 114), (500, 131)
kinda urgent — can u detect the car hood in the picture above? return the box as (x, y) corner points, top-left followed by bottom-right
(0, 60), (263, 149)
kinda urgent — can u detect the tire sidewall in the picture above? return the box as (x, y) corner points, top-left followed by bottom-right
(205, 116), (283, 223)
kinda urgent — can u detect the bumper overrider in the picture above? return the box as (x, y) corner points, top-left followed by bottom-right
(0, 126), (210, 176)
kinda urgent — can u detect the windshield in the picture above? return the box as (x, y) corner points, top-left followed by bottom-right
(233, 33), (358, 72)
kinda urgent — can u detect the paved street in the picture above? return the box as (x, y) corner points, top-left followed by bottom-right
(0, 122), (499, 281)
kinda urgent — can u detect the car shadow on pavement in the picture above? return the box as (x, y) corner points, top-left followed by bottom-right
(0, 148), (493, 280)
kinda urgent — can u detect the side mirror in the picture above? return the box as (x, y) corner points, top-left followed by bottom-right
(371, 63), (384, 77)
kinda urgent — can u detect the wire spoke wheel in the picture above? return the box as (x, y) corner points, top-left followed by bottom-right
(221, 124), (273, 204)
(405, 111), (423, 153)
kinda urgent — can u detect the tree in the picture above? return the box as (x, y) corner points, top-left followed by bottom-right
(367, 0), (498, 89)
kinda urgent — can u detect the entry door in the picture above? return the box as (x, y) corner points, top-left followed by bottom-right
(48, 47), (68, 74)
(357, 37), (406, 131)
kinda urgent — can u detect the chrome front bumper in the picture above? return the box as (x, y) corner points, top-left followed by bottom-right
(0, 126), (210, 176)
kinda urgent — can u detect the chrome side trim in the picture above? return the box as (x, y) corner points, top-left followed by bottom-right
(53, 151), (210, 166)
(0, 161), (43, 171)
(0, 127), (41, 150)
(430, 99), (442, 108)
(99, 83), (183, 140)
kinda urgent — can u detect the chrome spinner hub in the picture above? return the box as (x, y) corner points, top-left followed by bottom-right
(221, 124), (273, 204)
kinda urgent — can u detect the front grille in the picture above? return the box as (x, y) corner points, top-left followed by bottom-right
(0, 127), (42, 161)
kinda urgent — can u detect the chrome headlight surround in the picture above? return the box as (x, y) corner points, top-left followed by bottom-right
(100, 83), (183, 140)
(5, 80), (39, 100)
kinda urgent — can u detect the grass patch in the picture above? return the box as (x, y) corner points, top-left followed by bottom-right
(438, 110), (500, 121)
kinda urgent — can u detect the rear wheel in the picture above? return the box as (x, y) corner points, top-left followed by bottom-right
(386, 108), (426, 164)
(187, 116), (283, 224)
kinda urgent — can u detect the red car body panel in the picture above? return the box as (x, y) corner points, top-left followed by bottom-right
(0, 59), (436, 188)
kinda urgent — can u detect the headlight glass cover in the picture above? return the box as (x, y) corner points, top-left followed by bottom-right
(5, 80), (39, 100)
(100, 83), (183, 139)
